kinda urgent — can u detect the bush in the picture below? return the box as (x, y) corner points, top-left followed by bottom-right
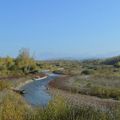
(81, 70), (94, 75)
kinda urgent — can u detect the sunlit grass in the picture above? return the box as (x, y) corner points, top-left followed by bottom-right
(0, 92), (120, 120)
(0, 81), (12, 91)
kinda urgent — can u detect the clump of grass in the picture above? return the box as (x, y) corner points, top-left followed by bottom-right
(89, 86), (120, 100)
(78, 85), (120, 100)
(0, 81), (12, 91)
(0, 91), (31, 120)
(33, 96), (70, 120)
(81, 69), (94, 75)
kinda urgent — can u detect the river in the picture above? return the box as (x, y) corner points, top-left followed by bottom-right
(20, 73), (59, 107)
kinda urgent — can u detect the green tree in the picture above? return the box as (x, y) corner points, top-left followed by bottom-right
(5, 56), (15, 70)
(114, 62), (120, 68)
(16, 48), (37, 73)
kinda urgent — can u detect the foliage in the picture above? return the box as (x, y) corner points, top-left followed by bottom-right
(16, 48), (37, 74)
(1, 51), (120, 119)
(114, 62), (120, 68)
(102, 56), (120, 65)
(1, 93), (120, 120)
(0, 48), (38, 78)
(81, 69), (94, 75)
(0, 91), (31, 120)
(79, 85), (120, 100)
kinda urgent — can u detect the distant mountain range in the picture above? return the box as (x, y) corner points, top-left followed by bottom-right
(37, 51), (120, 61)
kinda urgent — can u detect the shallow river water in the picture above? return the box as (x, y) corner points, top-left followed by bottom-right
(20, 74), (59, 107)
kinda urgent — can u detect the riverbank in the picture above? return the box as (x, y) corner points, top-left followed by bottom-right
(15, 75), (48, 90)
(48, 76), (120, 111)
(0, 73), (50, 107)
(18, 73), (60, 106)
(3, 73), (48, 93)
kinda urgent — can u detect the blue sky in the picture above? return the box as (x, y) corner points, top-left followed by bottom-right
(0, 0), (120, 59)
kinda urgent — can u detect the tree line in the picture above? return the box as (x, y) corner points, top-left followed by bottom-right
(0, 48), (38, 77)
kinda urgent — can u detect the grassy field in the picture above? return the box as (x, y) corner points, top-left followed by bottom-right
(1, 56), (120, 119)
(0, 89), (120, 120)
(48, 59), (120, 99)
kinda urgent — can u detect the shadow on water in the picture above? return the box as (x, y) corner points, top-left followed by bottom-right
(20, 74), (59, 107)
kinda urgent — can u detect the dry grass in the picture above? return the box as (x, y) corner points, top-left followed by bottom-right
(49, 87), (120, 111)
(1, 91), (120, 120)
(50, 75), (120, 100)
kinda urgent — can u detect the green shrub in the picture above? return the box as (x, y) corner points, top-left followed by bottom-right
(81, 70), (94, 75)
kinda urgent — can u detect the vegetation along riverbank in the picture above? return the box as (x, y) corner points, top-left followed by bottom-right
(1, 49), (120, 119)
